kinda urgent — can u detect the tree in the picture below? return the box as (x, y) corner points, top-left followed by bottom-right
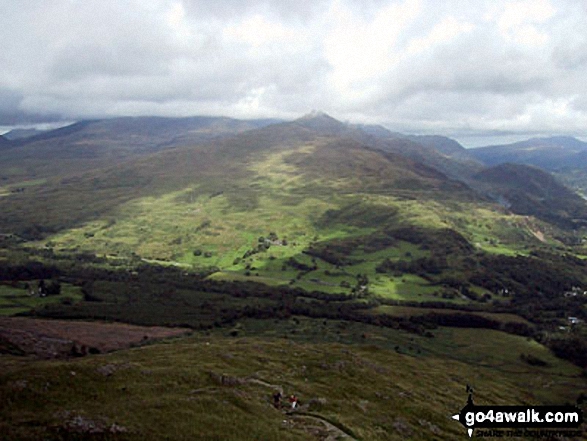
(46, 280), (61, 295)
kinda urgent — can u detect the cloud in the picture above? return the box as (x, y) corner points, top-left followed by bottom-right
(1, 0), (587, 143)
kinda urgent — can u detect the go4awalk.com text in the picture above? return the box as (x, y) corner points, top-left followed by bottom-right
(451, 387), (583, 438)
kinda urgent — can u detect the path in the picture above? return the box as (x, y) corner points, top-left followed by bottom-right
(244, 377), (357, 440)
(289, 413), (357, 440)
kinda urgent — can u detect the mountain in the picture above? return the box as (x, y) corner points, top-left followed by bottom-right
(293, 111), (352, 136)
(470, 136), (587, 170)
(0, 116), (280, 184)
(473, 163), (587, 228)
(297, 117), (484, 181)
(354, 125), (484, 181)
(0, 134), (9, 148)
(3, 112), (586, 244)
(4, 115), (586, 310)
(0, 113), (475, 240)
(2, 128), (46, 140)
(406, 135), (478, 162)
(470, 136), (587, 194)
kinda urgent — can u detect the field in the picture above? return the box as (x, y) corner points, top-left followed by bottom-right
(0, 282), (83, 316)
(27, 183), (549, 309)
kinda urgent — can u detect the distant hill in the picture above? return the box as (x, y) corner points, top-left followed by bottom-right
(0, 116), (280, 184)
(2, 112), (587, 322)
(354, 125), (484, 181)
(473, 163), (587, 229)
(294, 111), (353, 136)
(3, 112), (586, 241)
(470, 136), (587, 170)
(0, 134), (9, 148)
(0, 113), (473, 239)
(406, 135), (479, 162)
(470, 136), (587, 194)
(2, 128), (46, 140)
(2, 112), (586, 254)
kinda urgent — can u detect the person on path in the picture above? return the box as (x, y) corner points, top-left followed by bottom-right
(273, 391), (282, 408)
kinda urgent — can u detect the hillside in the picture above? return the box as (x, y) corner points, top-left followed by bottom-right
(2, 128), (46, 140)
(0, 134), (9, 148)
(470, 136), (587, 169)
(472, 163), (587, 229)
(406, 135), (480, 163)
(0, 114), (473, 240)
(1, 324), (585, 440)
(2, 115), (586, 289)
(470, 136), (587, 194)
(1, 114), (586, 316)
(354, 126), (484, 181)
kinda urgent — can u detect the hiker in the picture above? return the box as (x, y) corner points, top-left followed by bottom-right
(289, 394), (298, 410)
(272, 391), (282, 408)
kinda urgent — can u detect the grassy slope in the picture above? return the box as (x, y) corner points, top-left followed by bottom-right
(473, 163), (587, 229)
(0, 117), (276, 185)
(16, 127), (559, 305)
(1, 320), (585, 441)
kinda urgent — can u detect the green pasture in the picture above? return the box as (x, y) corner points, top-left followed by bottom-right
(0, 282), (83, 316)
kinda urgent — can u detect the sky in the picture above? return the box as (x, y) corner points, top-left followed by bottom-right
(1, 0), (587, 146)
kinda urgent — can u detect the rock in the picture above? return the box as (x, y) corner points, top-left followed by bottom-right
(393, 417), (413, 437)
(57, 411), (128, 434)
(11, 380), (28, 391)
(418, 418), (441, 435)
(357, 400), (369, 413)
(96, 364), (117, 377)
(208, 371), (245, 386)
(308, 397), (327, 411)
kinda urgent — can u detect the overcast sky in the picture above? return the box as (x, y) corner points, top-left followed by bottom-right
(2, 0), (587, 146)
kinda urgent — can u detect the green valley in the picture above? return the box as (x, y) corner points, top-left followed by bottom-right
(1, 114), (587, 439)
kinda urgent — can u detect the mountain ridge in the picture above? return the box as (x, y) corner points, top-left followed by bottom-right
(0, 134), (9, 148)
(0, 113), (478, 241)
(472, 163), (587, 228)
(0, 116), (281, 185)
(470, 136), (587, 169)
(469, 135), (587, 194)
(1, 112), (586, 240)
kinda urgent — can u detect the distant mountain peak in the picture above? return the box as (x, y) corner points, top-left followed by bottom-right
(2, 128), (46, 141)
(300, 110), (333, 119)
(529, 135), (580, 143)
(294, 111), (348, 134)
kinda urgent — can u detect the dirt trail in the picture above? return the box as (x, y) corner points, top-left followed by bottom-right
(290, 413), (357, 440)
(215, 374), (356, 441)
(519, 216), (546, 242)
(248, 378), (283, 395)
(242, 377), (356, 440)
